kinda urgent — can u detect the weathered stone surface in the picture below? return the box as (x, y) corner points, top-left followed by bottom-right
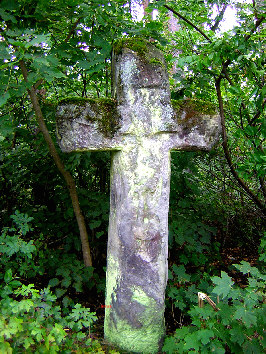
(56, 39), (221, 353)
(56, 98), (121, 151)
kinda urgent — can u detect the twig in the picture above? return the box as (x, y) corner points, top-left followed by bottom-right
(215, 77), (265, 214)
(211, 4), (228, 32)
(198, 292), (220, 312)
(244, 17), (265, 41)
(63, 17), (82, 44)
(19, 60), (93, 267)
(163, 4), (212, 43)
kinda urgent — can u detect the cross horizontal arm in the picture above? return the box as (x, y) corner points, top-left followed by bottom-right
(169, 99), (221, 151)
(56, 98), (122, 152)
(56, 97), (221, 153)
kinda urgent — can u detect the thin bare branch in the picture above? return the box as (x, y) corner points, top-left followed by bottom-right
(244, 17), (265, 41)
(163, 4), (212, 43)
(215, 77), (265, 214)
(211, 4), (228, 32)
(64, 17), (82, 44)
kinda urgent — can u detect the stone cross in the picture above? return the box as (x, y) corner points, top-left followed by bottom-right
(56, 39), (221, 353)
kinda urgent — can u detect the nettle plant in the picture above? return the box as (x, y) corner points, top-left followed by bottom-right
(163, 254), (266, 354)
(0, 210), (39, 278)
(0, 276), (98, 352)
(0, 211), (99, 352)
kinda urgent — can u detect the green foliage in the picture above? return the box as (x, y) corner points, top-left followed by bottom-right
(0, 0), (265, 351)
(47, 255), (106, 307)
(212, 271), (234, 299)
(163, 258), (266, 353)
(166, 149), (264, 351)
(167, 152), (220, 317)
(0, 213), (104, 352)
(157, 0), (265, 212)
(0, 211), (39, 278)
(0, 274), (98, 352)
(258, 233), (266, 263)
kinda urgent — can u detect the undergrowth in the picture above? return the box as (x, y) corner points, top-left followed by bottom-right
(0, 211), (108, 353)
(163, 236), (266, 353)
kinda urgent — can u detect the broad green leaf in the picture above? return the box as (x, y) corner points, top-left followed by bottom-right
(234, 261), (264, 279)
(0, 9), (17, 23)
(228, 86), (242, 95)
(55, 288), (67, 298)
(4, 269), (12, 283)
(10, 280), (22, 288)
(96, 231), (104, 238)
(172, 264), (191, 282)
(197, 329), (214, 345)
(61, 277), (71, 288)
(89, 220), (101, 229)
(183, 331), (200, 351)
(25, 34), (51, 48)
(212, 272), (234, 298)
(0, 342), (12, 353)
(49, 278), (60, 287)
(0, 92), (10, 107)
(23, 337), (35, 349)
(73, 281), (82, 292)
(230, 325), (246, 345)
(233, 307), (257, 327)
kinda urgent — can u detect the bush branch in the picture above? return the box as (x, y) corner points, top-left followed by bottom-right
(163, 4), (212, 43)
(19, 60), (93, 267)
(215, 76), (265, 214)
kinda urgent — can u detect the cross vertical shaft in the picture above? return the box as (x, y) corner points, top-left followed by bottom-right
(105, 143), (170, 352)
(103, 42), (175, 352)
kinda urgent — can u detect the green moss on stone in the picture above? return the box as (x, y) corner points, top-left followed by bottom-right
(113, 37), (149, 57)
(105, 315), (163, 354)
(91, 98), (119, 138)
(171, 98), (218, 133)
(149, 57), (164, 66)
(113, 37), (165, 68)
(105, 284), (164, 353)
(171, 98), (217, 116)
(59, 96), (92, 105)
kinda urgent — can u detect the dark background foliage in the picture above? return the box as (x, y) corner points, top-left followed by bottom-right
(0, 0), (265, 352)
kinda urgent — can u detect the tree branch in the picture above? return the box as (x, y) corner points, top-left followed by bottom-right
(250, 99), (265, 126)
(215, 77), (265, 214)
(157, 0), (265, 213)
(163, 4), (212, 43)
(211, 4), (228, 32)
(19, 60), (93, 267)
(244, 17), (265, 41)
(33, 79), (43, 90)
(63, 16), (82, 44)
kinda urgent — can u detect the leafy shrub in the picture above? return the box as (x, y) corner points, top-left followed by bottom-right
(167, 264), (214, 315)
(0, 210), (42, 278)
(1, 211), (105, 306)
(0, 271), (98, 352)
(167, 167), (220, 315)
(47, 254), (105, 310)
(163, 260), (266, 353)
(0, 211), (102, 352)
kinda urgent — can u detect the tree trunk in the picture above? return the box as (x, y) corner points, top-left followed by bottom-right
(143, 0), (149, 15)
(19, 60), (93, 267)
